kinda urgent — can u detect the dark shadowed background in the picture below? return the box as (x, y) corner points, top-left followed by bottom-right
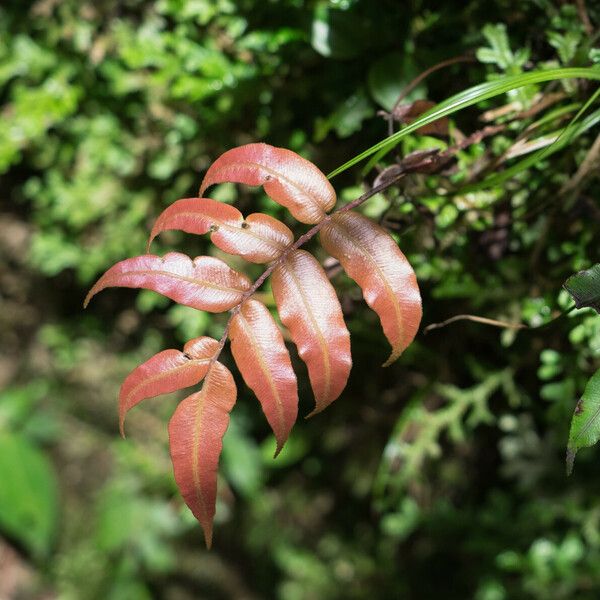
(1, 0), (600, 598)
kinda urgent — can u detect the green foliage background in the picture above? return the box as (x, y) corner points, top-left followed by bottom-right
(1, 0), (599, 598)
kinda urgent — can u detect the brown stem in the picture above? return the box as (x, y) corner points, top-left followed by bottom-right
(391, 54), (477, 115)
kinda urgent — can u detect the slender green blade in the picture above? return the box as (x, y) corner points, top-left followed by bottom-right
(327, 67), (600, 178)
(567, 369), (600, 475)
(528, 102), (580, 131)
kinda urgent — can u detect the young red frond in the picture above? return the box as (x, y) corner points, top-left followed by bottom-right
(229, 298), (298, 455)
(320, 211), (422, 366)
(148, 197), (293, 263)
(199, 143), (336, 224)
(118, 336), (219, 436)
(168, 361), (236, 549)
(84, 252), (251, 312)
(85, 142), (426, 547)
(271, 249), (351, 415)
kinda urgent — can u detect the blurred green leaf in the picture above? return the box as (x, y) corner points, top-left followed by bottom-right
(367, 52), (424, 111)
(95, 479), (179, 572)
(311, 5), (367, 59)
(314, 89), (374, 141)
(221, 415), (264, 497)
(547, 30), (581, 65)
(328, 67), (600, 178)
(0, 432), (58, 558)
(261, 431), (309, 468)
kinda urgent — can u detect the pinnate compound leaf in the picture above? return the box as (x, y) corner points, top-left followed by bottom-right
(199, 143), (336, 224)
(563, 263), (600, 314)
(119, 336), (219, 436)
(271, 249), (351, 414)
(567, 368), (600, 475)
(84, 252), (251, 312)
(229, 299), (298, 455)
(168, 361), (236, 548)
(148, 197), (293, 263)
(320, 211), (422, 366)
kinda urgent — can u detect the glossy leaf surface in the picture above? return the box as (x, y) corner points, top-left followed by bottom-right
(199, 143), (336, 224)
(148, 197), (293, 263)
(119, 336), (219, 436)
(271, 249), (351, 414)
(168, 361), (236, 548)
(84, 252), (251, 312)
(320, 211), (422, 366)
(229, 299), (298, 454)
(564, 263), (600, 314)
(567, 368), (600, 475)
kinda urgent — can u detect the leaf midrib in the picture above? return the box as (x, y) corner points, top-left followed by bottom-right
(114, 269), (249, 294)
(283, 255), (332, 404)
(125, 358), (210, 411)
(235, 309), (285, 440)
(205, 160), (327, 218)
(161, 210), (289, 252)
(191, 387), (209, 522)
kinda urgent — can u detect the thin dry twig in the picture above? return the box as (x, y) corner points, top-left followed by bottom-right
(380, 54), (476, 136)
(560, 131), (600, 196)
(391, 54), (477, 114)
(424, 305), (577, 335)
(423, 314), (527, 334)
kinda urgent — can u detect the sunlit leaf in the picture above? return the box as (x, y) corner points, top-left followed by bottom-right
(119, 336), (219, 436)
(84, 252), (251, 312)
(271, 249), (351, 414)
(200, 143), (336, 224)
(229, 299), (298, 454)
(328, 67), (600, 178)
(168, 362), (236, 548)
(148, 197), (293, 263)
(320, 211), (422, 365)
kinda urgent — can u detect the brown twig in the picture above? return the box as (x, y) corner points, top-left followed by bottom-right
(391, 54), (477, 115)
(379, 54), (476, 137)
(424, 305), (577, 335)
(560, 131), (600, 196)
(423, 314), (527, 334)
(437, 124), (507, 161)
